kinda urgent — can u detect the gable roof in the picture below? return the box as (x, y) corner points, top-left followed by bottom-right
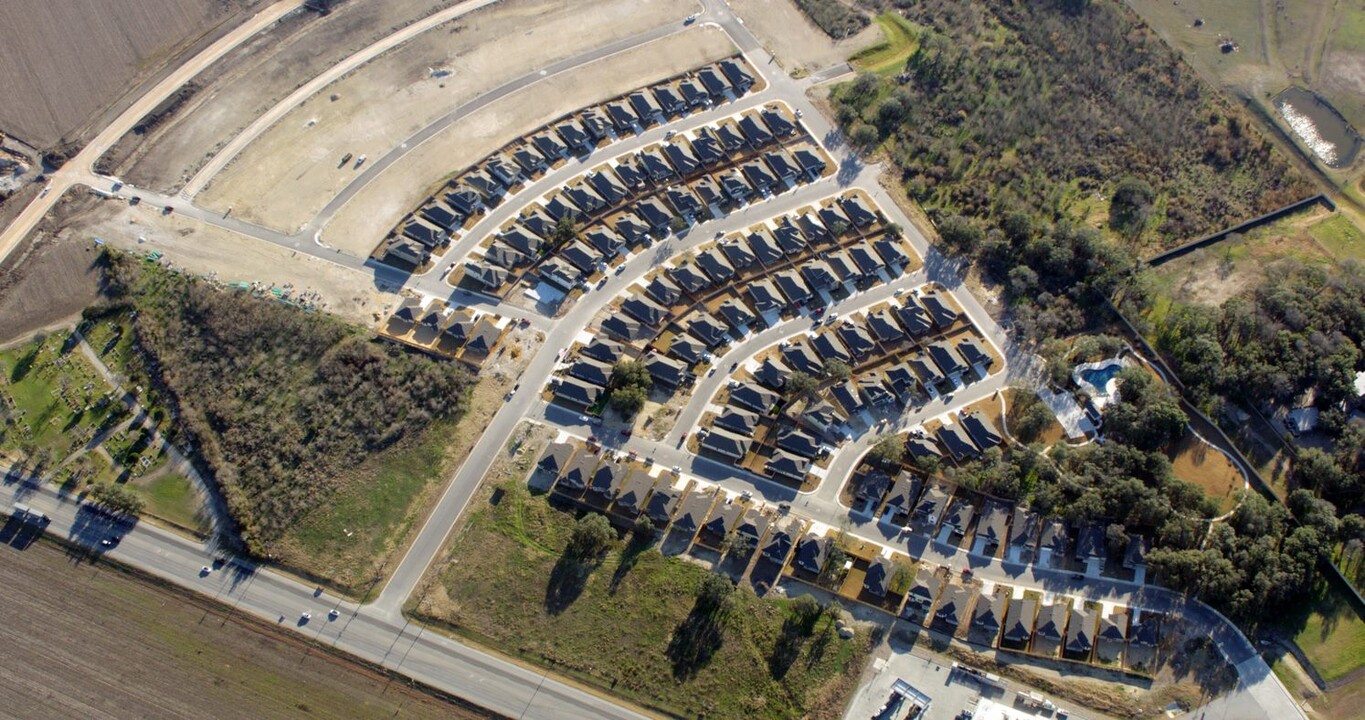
(668, 263), (712, 294)
(728, 382), (779, 413)
(746, 278), (785, 313)
(716, 298), (757, 330)
(864, 556), (892, 597)
(580, 337), (624, 364)
(699, 428), (752, 459)
(645, 486), (682, 523)
(554, 377), (604, 407)
(567, 358), (613, 387)
(695, 248), (736, 284)
(794, 534), (829, 574)
(614, 469), (655, 514)
(1003, 598), (1038, 644)
(672, 491), (716, 535)
(600, 314), (650, 342)
(978, 500), (1011, 544)
(920, 290), (959, 327)
(960, 410), (1003, 451)
(936, 423), (980, 461)
(621, 294), (667, 326)
(895, 299), (933, 336)
(644, 354), (688, 388)
(558, 451), (598, 491)
(765, 451), (811, 481)
(928, 340), (968, 378)
(537, 442), (575, 476)
(714, 408), (759, 436)
(780, 341), (823, 375)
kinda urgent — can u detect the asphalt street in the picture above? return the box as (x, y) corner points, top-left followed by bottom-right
(1, 480), (648, 720)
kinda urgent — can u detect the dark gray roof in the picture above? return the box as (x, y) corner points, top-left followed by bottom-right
(961, 410), (1002, 451)
(645, 275), (682, 306)
(621, 294), (667, 326)
(716, 298), (757, 330)
(928, 341), (968, 378)
(699, 428), (752, 459)
(554, 377), (603, 408)
(695, 248), (735, 284)
(936, 423), (979, 460)
(714, 408), (758, 436)
(746, 278), (785, 313)
(579, 338), (624, 364)
(728, 382), (779, 413)
(921, 290), (959, 327)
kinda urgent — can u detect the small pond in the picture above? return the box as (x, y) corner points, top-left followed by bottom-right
(1275, 87), (1361, 168)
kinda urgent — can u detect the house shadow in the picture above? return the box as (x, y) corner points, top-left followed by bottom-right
(364, 257), (415, 294)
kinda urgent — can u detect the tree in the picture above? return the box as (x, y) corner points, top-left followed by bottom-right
(695, 572), (734, 613)
(566, 513), (614, 560)
(937, 215), (982, 253)
(786, 371), (820, 401)
(553, 216), (578, 245)
(868, 434), (905, 466)
(609, 385), (648, 416)
(822, 359), (852, 381)
(609, 360), (651, 391)
(87, 482), (145, 516)
(849, 122), (880, 152)
(1108, 176), (1154, 236)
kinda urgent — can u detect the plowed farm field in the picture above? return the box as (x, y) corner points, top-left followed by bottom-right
(0, 539), (492, 720)
(0, 0), (250, 149)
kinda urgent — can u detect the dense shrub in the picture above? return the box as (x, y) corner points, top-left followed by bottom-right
(101, 254), (472, 551)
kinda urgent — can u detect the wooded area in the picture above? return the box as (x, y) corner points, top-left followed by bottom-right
(98, 254), (473, 553)
(831, 0), (1312, 341)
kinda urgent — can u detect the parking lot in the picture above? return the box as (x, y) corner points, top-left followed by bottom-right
(843, 640), (1082, 720)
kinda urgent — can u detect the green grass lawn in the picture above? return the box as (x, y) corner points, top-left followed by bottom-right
(849, 12), (920, 76)
(1282, 579), (1365, 683)
(282, 417), (460, 593)
(133, 472), (208, 534)
(1309, 213), (1365, 260)
(0, 331), (126, 467)
(418, 482), (872, 720)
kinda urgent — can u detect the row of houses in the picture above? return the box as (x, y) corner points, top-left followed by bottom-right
(901, 566), (1163, 672)
(380, 297), (506, 367)
(549, 192), (895, 415)
(377, 57), (760, 269)
(550, 336), (693, 409)
(536, 441), (808, 566)
(853, 468), (1151, 577)
(464, 104), (826, 295)
(693, 291), (993, 486)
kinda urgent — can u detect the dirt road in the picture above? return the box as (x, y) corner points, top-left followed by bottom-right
(0, 0), (302, 270)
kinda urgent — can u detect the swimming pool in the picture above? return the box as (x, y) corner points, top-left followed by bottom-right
(1079, 363), (1122, 391)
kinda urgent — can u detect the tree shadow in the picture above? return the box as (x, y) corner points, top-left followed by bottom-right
(768, 612), (815, 680)
(544, 554), (593, 615)
(666, 603), (727, 680)
(10, 345), (40, 383)
(608, 527), (655, 594)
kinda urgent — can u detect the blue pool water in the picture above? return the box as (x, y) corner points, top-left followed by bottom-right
(1079, 363), (1122, 391)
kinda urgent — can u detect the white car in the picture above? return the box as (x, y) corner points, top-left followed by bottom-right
(300, 611), (312, 621)
(328, 609), (340, 620)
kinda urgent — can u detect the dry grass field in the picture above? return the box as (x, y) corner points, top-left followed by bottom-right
(729, 0), (879, 77)
(322, 26), (736, 253)
(0, 0), (252, 150)
(0, 539), (491, 720)
(198, 0), (691, 233)
(114, 0), (472, 191)
(64, 198), (388, 326)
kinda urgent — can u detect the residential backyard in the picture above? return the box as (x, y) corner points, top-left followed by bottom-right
(1282, 580), (1365, 684)
(415, 476), (873, 720)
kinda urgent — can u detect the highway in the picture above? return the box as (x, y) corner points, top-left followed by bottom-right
(0, 0), (1307, 717)
(1, 480), (648, 720)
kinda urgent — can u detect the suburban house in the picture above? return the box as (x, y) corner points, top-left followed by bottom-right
(606, 100), (638, 131)
(698, 65), (732, 97)
(612, 469), (655, 517)
(536, 442), (575, 478)
(836, 323), (877, 360)
(464, 262), (507, 290)
(864, 555), (893, 598)
(512, 144), (548, 174)
(772, 270), (813, 307)
(728, 382), (779, 413)
(621, 294), (667, 327)
(1009, 508), (1042, 563)
(765, 451), (811, 483)
(780, 341), (823, 375)
(746, 278), (785, 314)
(644, 355), (688, 390)
(531, 132), (568, 160)
(557, 451), (598, 493)
(903, 566), (942, 622)
(907, 435), (942, 460)
(928, 340), (969, 380)
(895, 299), (933, 337)
(793, 534), (830, 575)
(976, 500), (1011, 555)
(696, 247), (736, 284)
(539, 258), (584, 291)
(736, 509), (770, 545)
(420, 202), (464, 231)
(645, 275), (683, 306)
(718, 58), (755, 92)
(936, 423), (980, 462)
(776, 426), (822, 458)
(645, 486), (682, 526)
(738, 114), (773, 146)
(588, 460), (626, 502)
(1065, 605), (1095, 660)
(699, 428), (752, 461)
(716, 298), (757, 331)
(382, 239), (429, 269)
(839, 195), (878, 227)
(553, 377), (603, 408)
(669, 336), (705, 364)
(913, 484), (950, 528)
(920, 290), (959, 327)
(699, 501), (741, 548)
(671, 490), (717, 540)
(811, 331), (851, 365)
(1002, 598), (1038, 649)
(960, 410), (1003, 452)
(958, 336), (994, 373)
(971, 590), (1007, 646)
(868, 309), (905, 344)
(1124, 535), (1151, 571)
(1032, 603), (1069, 657)
(1096, 609), (1128, 664)
(761, 524), (796, 565)
(933, 584), (969, 634)
(941, 497), (976, 539)
(1075, 523), (1108, 566)
(881, 474), (924, 525)
(567, 358), (612, 387)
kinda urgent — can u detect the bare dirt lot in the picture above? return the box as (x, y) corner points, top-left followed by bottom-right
(729, 0), (879, 77)
(114, 0), (473, 191)
(199, 0), (694, 233)
(0, 539), (491, 720)
(0, 0), (254, 150)
(0, 193), (107, 342)
(66, 197), (389, 326)
(322, 26), (736, 253)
